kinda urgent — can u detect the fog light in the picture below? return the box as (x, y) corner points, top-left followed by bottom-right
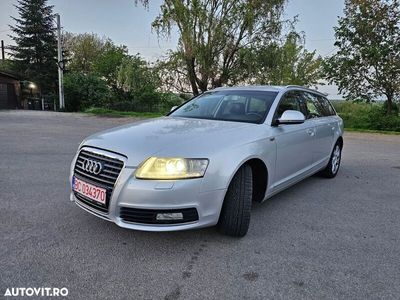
(156, 212), (183, 221)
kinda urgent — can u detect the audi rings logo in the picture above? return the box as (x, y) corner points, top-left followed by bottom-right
(83, 159), (103, 175)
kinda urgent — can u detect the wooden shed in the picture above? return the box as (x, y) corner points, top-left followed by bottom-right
(0, 71), (21, 109)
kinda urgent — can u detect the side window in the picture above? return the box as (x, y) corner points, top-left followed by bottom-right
(303, 92), (325, 118)
(317, 96), (336, 116)
(276, 92), (303, 119)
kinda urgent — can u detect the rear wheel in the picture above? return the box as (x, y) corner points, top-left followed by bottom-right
(320, 142), (342, 178)
(218, 164), (252, 237)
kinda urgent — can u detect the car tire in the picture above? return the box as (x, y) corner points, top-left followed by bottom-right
(319, 142), (342, 178)
(217, 164), (253, 237)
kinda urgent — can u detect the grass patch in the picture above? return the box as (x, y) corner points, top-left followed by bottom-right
(344, 128), (400, 135)
(84, 107), (163, 118)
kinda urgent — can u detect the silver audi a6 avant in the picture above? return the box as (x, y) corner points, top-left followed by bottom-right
(70, 85), (344, 237)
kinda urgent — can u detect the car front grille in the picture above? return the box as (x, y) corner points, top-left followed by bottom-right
(119, 207), (199, 224)
(75, 193), (109, 214)
(73, 149), (124, 213)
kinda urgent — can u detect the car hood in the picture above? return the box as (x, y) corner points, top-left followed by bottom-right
(81, 117), (254, 166)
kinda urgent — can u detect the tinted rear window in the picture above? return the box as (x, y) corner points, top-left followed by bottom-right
(316, 95), (336, 116)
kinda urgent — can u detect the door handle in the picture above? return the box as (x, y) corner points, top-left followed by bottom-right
(306, 129), (315, 136)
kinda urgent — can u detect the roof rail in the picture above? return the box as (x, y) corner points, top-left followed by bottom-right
(285, 85), (306, 89)
(285, 85), (328, 96)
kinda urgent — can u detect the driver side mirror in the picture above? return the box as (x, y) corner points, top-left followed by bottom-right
(170, 106), (178, 112)
(277, 110), (305, 125)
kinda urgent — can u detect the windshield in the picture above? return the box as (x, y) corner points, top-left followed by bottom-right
(169, 90), (278, 124)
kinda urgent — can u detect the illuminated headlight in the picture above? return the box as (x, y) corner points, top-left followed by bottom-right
(135, 157), (209, 180)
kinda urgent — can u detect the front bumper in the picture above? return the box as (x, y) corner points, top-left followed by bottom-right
(70, 161), (227, 232)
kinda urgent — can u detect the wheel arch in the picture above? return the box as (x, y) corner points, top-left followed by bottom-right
(337, 136), (344, 149)
(223, 157), (269, 203)
(246, 158), (269, 203)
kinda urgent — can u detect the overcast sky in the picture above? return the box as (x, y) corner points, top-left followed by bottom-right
(0, 0), (345, 98)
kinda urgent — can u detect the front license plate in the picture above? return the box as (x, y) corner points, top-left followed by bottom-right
(72, 176), (106, 205)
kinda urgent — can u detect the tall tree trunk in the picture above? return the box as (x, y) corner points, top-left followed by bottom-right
(386, 94), (393, 115)
(197, 78), (208, 93)
(211, 77), (221, 88)
(185, 57), (199, 96)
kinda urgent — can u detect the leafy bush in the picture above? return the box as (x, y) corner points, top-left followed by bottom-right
(64, 72), (110, 111)
(163, 92), (186, 110)
(332, 101), (400, 132)
(332, 101), (372, 129)
(366, 106), (400, 132)
(106, 92), (184, 113)
(382, 101), (399, 114)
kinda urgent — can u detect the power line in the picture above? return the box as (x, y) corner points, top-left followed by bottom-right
(129, 46), (174, 49)
(308, 38), (335, 42)
(322, 48), (337, 56)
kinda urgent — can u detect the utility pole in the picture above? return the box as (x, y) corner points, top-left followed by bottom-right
(56, 14), (64, 110)
(1, 40), (5, 61)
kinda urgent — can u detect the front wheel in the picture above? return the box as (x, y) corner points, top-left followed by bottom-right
(320, 143), (342, 178)
(217, 164), (253, 237)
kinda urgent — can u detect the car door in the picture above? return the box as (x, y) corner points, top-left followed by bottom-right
(302, 92), (335, 164)
(271, 91), (316, 186)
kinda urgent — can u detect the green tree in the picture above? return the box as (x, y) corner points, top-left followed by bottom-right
(63, 33), (108, 74)
(117, 55), (159, 94)
(154, 51), (193, 94)
(9, 0), (57, 94)
(324, 0), (400, 114)
(64, 33), (128, 88)
(93, 42), (128, 88)
(156, 31), (322, 93)
(116, 55), (162, 110)
(250, 32), (322, 86)
(64, 72), (109, 111)
(0, 60), (14, 73)
(140, 0), (286, 95)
